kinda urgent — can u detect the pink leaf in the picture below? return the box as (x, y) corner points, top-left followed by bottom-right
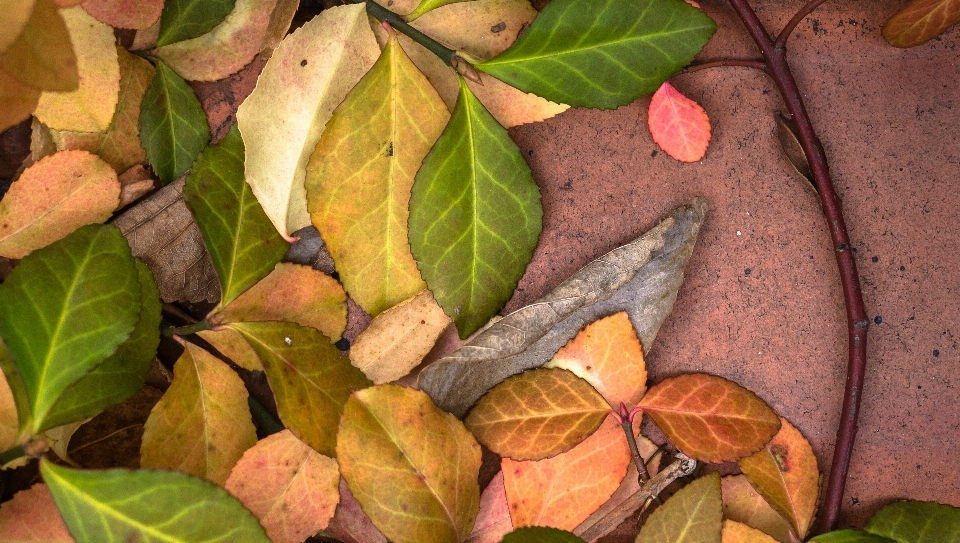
(648, 82), (711, 163)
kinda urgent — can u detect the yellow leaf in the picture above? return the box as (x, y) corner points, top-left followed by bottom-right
(0, 0), (35, 55)
(721, 520), (780, 543)
(197, 327), (263, 371)
(721, 475), (793, 543)
(0, 0), (77, 91)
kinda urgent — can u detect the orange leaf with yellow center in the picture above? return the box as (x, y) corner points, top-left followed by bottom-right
(648, 81), (711, 163)
(883, 0), (960, 47)
(722, 520), (779, 543)
(721, 475), (793, 543)
(80, 0), (163, 29)
(639, 373), (781, 463)
(0, 484), (73, 542)
(545, 312), (647, 409)
(502, 414), (630, 531)
(738, 417), (820, 539)
(465, 367), (610, 461)
(225, 429), (341, 543)
(467, 471), (513, 543)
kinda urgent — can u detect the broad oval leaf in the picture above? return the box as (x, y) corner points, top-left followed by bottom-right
(80, 0), (164, 29)
(648, 81), (711, 163)
(738, 417), (819, 539)
(502, 527), (585, 543)
(155, 0), (236, 47)
(883, 0), (960, 48)
(0, 483), (73, 542)
(865, 500), (960, 543)
(41, 459), (271, 542)
(636, 472), (722, 543)
(476, 0), (716, 109)
(409, 77), (542, 338)
(231, 321), (371, 457)
(0, 224), (139, 434)
(0, 0), (78, 92)
(721, 520), (779, 543)
(721, 475), (793, 543)
(467, 471), (512, 543)
(466, 367), (609, 461)
(140, 341), (257, 485)
(225, 429), (341, 543)
(184, 124), (288, 307)
(811, 530), (898, 543)
(638, 373), (781, 463)
(337, 384), (482, 543)
(139, 60), (211, 184)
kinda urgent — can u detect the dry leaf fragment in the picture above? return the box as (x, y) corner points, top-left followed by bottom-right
(466, 471), (513, 543)
(648, 81), (711, 162)
(80, 0), (163, 29)
(0, 69), (40, 133)
(721, 520), (780, 543)
(0, 484), (74, 542)
(419, 198), (707, 417)
(326, 478), (389, 543)
(721, 475), (794, 543)
(117, 164), (155, 208)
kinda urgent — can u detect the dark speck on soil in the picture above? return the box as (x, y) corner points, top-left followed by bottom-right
(874, 315), (883, 325)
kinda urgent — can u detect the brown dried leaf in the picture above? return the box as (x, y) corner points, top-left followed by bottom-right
(419, 198), (707, 417)
(721, 475), (793, 543)
(326, 478), (389, 543)
(774, 113), (814, 189)
(65, 386), (163, 469)
(722, 520), (780, 543)
(0, 484), (73, 542)
(117, 164), (155, 208)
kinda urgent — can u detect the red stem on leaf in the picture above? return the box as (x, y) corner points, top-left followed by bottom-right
(724, 0), (868, 533)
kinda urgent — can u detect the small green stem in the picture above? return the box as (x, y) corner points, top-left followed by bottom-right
(361, 1), (457, 66)
(0, 444), (27, 465)
(248, 397), (284, 437)
(162, 319), (210, 337)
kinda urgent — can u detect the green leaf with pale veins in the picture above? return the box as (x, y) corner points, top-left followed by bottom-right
(185, 124), (289, 307)
(306, 34), (447, 316)
(501, 527), (586, 543)
(40, 459), (271, 543)
(409, 77), (542, 338)
(636, 472), (722, 543)
(139, 60), (210, 184)
(476, 0), (717, 109)
(865, 501), (960, 543)
(0, 225), (140, 434)
(156, 0), (238, 47)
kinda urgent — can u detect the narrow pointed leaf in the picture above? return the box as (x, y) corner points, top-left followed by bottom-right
(721, 520), (779, 543)
(466, 368), (609, 460)
(883, 0), (960, 47)
(410, 77), (542, 338)
(337, 384), (482, 543)
(501, 527), (585, 543)
(811, 531), (898, 543)
(80, 0), (164, 29)
(648, 82), (711, 162)
(155, 0), (236, 47)
(466, 471), (512, 543)
(721, 475), (793, 543)
(184, 124), (288, 307)
(141, 341), (257, 485)
(139, 60), (210, 184)
(41, 460), (271, 542)
(0, 484), (73, 542)
(0, 0), (78, 91)
(475, 0), (716, 109)
(231, 321), (371, 457)
(638, 373), (781, 463)
(0, 225), (139, 434)
(865, 501), (960, 543)
(636, 472), (722, 543)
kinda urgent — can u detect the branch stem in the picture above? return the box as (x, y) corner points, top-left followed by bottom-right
(0, 444), (26, 465)
(362, 1), (457, 66)
(163, 319), (210, 337)
(775, 0), (832, 49)
(620, 416), (650, 482)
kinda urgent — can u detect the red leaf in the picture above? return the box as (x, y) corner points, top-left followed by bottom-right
(648, 82), (711, 162)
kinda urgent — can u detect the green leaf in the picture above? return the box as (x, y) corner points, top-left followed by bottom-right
(865, 501), (960, 543)
(139, 60), (210, 184)
(0, 225), (140, 434)
(409, 77), (542, 338)
(40, 260), (161, 429)
(476, 0), (717, 109)
(184, 124), (289, 307)
(406, 0), (467, 21)
(635, 472), (722, 543)
(156, 0), (238, 47)
(40, 459), (270, 543)
(810, 530), (898, 543)
(501, 527), (586, 543)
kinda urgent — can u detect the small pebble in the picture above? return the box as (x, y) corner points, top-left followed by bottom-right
(871, 256), (879, 262)
(744, 268), (752, 276)
(874, 316), (883, 325)
(933, 349), (940, 357)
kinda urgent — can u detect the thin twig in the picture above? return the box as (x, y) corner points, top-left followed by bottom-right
(679, 58), (767, 74)
(616, 403), (650, 482)
(775, 0), (832, 49)
(162, 320), (210, 337)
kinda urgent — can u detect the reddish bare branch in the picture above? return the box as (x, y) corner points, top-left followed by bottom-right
(775, 0), (832, 49)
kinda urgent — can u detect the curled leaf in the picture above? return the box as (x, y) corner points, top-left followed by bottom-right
(648, 81), (711, 162)
(775, 112), (814, 187)
(883, 0), (960, 47)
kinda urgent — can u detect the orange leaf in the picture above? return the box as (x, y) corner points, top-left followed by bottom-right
(466, 471), (513, 543)
(635, 472), (722, 543)
(883, 0), (960, 47)
(80, 0), (163, 29)
(0, 68), (39, 133)
(638, 373), (781, 463)
(0, 484), (73, 542)
(326, 478), (388, 543)
(225, 429), (341, 543)
(738, 417), (820, 539)
(721, 475), (793, 543)
(465, 368), (610, 461)
(721, 519), (779, 543)
(648, 81), (711, 162)
(502, 414), (630, 531)
(546, 312), (647, 408)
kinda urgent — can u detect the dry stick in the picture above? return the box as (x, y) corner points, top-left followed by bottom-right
(724, 0), (869, 533)
(680, 58), (767, 74)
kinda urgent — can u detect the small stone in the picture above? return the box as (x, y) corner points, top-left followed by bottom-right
(874, 316), (882, 325)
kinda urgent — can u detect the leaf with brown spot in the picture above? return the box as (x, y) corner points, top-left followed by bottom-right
(326, 478), (389, 543)
(0, 150), (119, 259)
(883, 0), (960, 47)
(636, 472), (722, 543)
(337, 384), (481, 543)
(0, 484), (73, 542)
(0, 0), (78, 91)
(466, 471), (513, 543)
(722, 520), (779, 543)
(198, 327), (263, 371)
(0, 69), (40, 132)
(721, 475), (793, 543)
(140, 341), (257, 485)
(80, 0), (163, 29)
(466, 368), (609, 461)
(545, 311), (647, 409)
(502, 414), (629, 530)
(225, 429), (340, 543)
(638, 373), (781, 463)
(738, 417), (819, 539)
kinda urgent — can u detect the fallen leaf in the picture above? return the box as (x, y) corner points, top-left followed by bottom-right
(337, 384), (481, 543)
(545, 311), (647, 409)
(466, 471), (513, 543)
(635, 472), (722, 543)
(722, 520), (780, 543)
(0, 0), (78, 91)
(65, 386), (163, 469)
(883, 0), (960, 47)
(306, 34), (445, 316)
(502, 527), (585, 543)
(648, 81), (712, 163)
(774, 112), (814, 187)
(326, 478), (389, 543)
(117, 164), (155, 207)
(864, 500), (960, 543)
(0, 69), (40, 132)
(738, 417), (819, 539)
(0, 371), (18, 453)
(111, 177), (221, 303)
(211, 262), (347, 341)
(0, 484), (73, 542)
(502, 414), (629, 531)
(81, 0), (163, 28)
(0, 0), (35, 55)
(34, 7), (119, 133)
(155, 0), (237, 47)
(810, 530), (898, 543)
(721, 475), (793, 543)
(260, 0), (298, 52)
(0, 150), (119, 259)
(237, 3), (380, 238)
(638, 373), (781, 463)
(141, 341), (257, 485)
(132, 18), (160, 50)
(419, 198), (707, 417)
(349, 290), (452, 384)
(198, 327), (263, 371)
(225, 429), (340, 543)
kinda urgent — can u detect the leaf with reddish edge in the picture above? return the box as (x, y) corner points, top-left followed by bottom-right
(0, 484), (73, 542)
(721, 475), (793, 543)
(638, 373), (781, 463)
(211, 262), (347, 341)
(198, 327), (262, 371)
(502, 414), (629, 530)
(80, 0), (163, 29)
(140, 341), (257, 485)
(326, 478), (388, 543)
(337, 384), (481, 543)
(636, 472), (722, 543)
(465, 368), (610, 461)
(883, 0), (960, 47)
(739, 417), (820, 539)
(225, 429), (340, 543)
(722, 520), (779, 543)
(648, 81), (711, 163)
(0, 70), (40, 133)
(230, 321), (371, 457)
(0, 150), (119, 259)
(466, 471), (512, 543)
(545, 312), (647, 409)
(0, 0), (78, 92)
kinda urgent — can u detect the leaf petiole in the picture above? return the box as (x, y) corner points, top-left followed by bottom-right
(163, 319), (211, 337)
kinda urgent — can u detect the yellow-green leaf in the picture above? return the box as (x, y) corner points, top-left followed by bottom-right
(197, 327), (262, 371)
(0, 0), (78, 92)
(635, 472), (722, 543)
(720, 475), (793, 543)
(721, 520), (779, 543)
(0, 0), (35, 55)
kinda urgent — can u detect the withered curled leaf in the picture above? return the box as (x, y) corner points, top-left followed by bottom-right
(774, 112), (815, 191)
